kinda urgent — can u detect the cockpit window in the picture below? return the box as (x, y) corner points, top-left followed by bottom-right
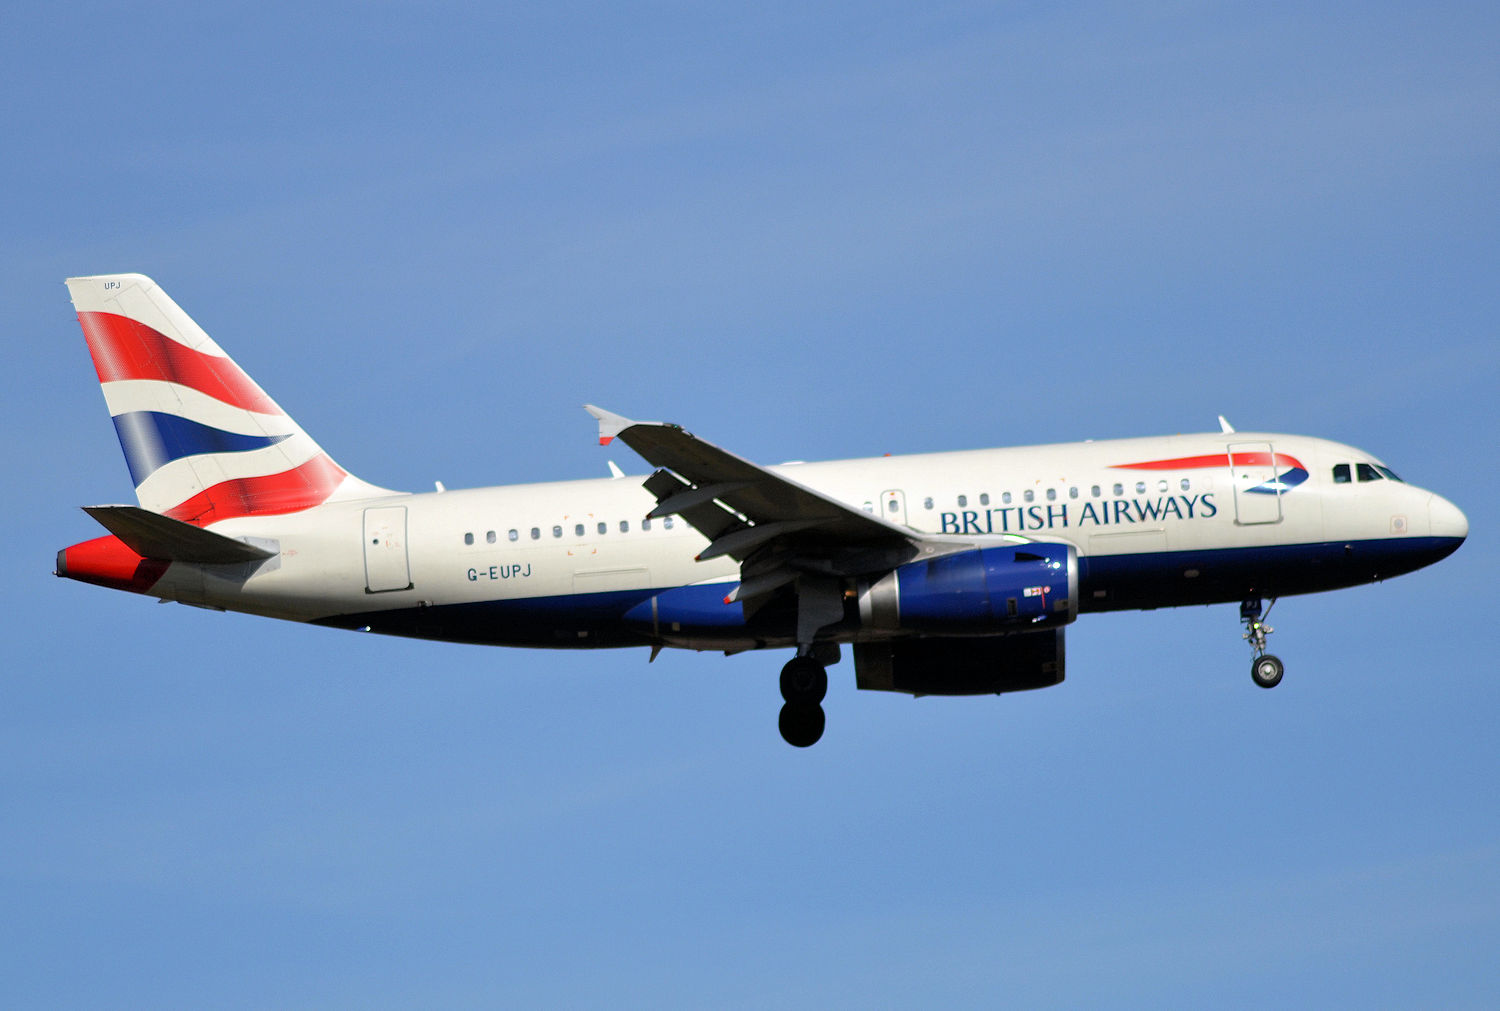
(1332, 464), (1351, 484)
(1356, 463), (1382, 482)
(1375, 465), (1403, 482)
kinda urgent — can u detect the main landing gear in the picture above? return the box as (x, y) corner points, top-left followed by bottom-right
(1241, 598), (1284, 689)
(778, 654), (827, 747)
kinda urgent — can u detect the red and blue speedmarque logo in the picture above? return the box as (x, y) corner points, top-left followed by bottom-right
(1112, 451), (1308, 495)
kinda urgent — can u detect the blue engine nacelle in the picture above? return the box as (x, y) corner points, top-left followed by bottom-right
(856, 543), (1077, 635)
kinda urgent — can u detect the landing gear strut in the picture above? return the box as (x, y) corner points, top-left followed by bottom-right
(1241, 598), (1284, 689)
(778, 655), (827, 747)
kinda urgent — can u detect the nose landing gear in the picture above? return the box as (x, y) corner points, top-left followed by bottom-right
(778, 654), (828, 747)
(1241, 598), (1284, 688)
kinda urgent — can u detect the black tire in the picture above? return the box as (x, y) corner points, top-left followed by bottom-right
(779, 656), (828, 704)
(778, 702), (825, 748)
(1251, 654), (1285, 689)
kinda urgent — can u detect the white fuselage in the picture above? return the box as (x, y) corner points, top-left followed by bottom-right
(138, 430), (1465, 652)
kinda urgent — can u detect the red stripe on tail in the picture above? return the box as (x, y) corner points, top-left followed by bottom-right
(77, 311), (281, 415)
(164, 454), (347, 527)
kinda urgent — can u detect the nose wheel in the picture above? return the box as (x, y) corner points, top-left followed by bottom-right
(1251, 653), (1284, 689)
(1241, 598), (1284, 689)
(778, 655), (827, 747)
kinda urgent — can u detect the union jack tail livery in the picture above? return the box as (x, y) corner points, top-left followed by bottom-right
(66, 274), (389, 525)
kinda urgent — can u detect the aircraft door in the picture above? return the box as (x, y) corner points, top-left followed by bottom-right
(880, 489), (908, 527)
(363, 506), (413, 592)
(1229, 442), (1283, 525)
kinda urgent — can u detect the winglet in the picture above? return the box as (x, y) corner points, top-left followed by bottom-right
(584, 404), (634, 446)
(1218, 415), (1236, 434)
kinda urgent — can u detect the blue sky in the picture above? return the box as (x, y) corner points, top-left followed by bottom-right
(5, 2), (1498, 1006)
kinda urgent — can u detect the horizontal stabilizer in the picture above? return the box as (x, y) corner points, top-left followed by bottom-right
(82, 505), (275, 563)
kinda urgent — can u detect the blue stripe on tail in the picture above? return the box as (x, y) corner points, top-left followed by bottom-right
(112, 411), (291, 486)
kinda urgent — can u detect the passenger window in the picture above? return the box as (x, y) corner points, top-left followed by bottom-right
(552, 525), (562, 538)
(1091, 485), (1101, 498)
(979, 493), (990, 506)
(1332, 464), (1351, 484)
(463, 532), (474, 546)
(957, 494), (967, 508)
(1113, 483), (1124, 496)
(620, 520), (629, 533)
(886, 499), (899, 512)
(862, 502), (874, 513)
(1357, 463), (1382, 482)
(664, 516), (675, 529)
(486, 530), (496, 544)
(575, 523), (585, 536)
(1180, 478), (1191, 492)
(1002, 492), (1012, 505)
(508, 529), (518, 542)
(1157, 480), (1168, 493)
(597, 522), (607, 535)
(1068, 486), (1079, 499)
(1023, 490), (1035, 503)
(923, 497), (934, 510)
(1046, 488), (1056, 502)
(1135, 481), (1146, 494)
(530, 527), (540, 540)
(642, 518), (652, 530)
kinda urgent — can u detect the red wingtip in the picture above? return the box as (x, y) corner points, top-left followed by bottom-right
(599, 436), (614, 446)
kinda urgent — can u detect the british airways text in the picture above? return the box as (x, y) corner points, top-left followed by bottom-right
(940, 493), (1217, 534)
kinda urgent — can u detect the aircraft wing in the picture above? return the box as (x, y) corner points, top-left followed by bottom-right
(585, 403), (916, 558)
(586, 405), (911, 554)
(585, 405), (967, 630)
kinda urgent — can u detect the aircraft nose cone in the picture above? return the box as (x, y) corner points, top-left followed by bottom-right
(1428, 493), (1469, 543)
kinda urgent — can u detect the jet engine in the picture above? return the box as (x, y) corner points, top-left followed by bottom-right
(856, 543), (1077, 635)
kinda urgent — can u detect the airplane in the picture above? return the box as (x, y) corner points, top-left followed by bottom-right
(55, 273), (1469, 747)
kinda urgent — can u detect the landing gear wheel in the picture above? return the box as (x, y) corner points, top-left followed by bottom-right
(779, 656), (828, 704)
(778, 702), (825, 748)
(1251, 654), (1285, 689)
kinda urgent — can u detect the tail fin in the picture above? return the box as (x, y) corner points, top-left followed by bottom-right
(66, 273), (393, 526)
